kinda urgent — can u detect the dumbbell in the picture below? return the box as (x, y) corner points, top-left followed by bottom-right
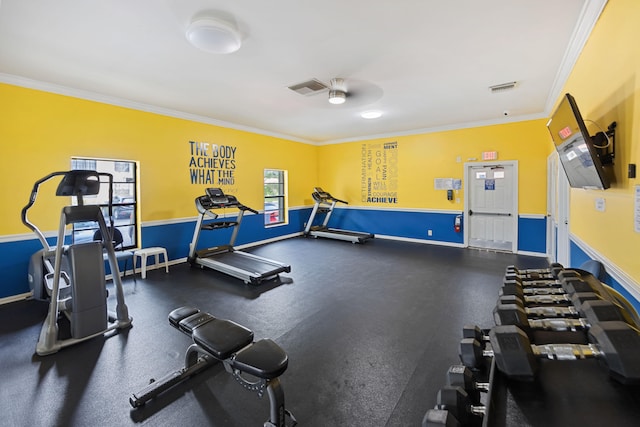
(422, 408), (461, 427)
(499, 291), (605, 307)
(459, 335), (493, 369)
(446, 364), (489, 405)
(500, 277), (597, 300)
(503, 269), (583, 289)
(488, 322), (640, 384)
(493, 299), (625, 333)
(506, 262), (563, 280)
(498, 291), (601, 311)
(436, 385), (485, 426)
(507, 262), (563, 273)
(462, 325), (488, 341)
(505, 265), (574, 282)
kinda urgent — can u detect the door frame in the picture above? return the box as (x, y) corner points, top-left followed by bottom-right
(546, 153), (557, 261)
(464, 160), (519, 252)
(557, 159), (570, 266)
(546, 151), (570, 265)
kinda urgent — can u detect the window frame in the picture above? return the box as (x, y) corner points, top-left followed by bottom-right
(70, 157), (139, 250)
(263, 169), (287, 226)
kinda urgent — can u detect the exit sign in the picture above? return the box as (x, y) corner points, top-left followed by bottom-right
(482, 151), (498, 160)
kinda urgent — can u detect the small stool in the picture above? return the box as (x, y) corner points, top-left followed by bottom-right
(134, 247), (169, 279)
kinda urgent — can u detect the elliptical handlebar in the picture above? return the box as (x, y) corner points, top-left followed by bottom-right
(22, 170), (115, 250)
(22, 171), (67, 249)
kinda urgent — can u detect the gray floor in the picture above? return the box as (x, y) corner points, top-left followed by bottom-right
(0, 236), (547, 426)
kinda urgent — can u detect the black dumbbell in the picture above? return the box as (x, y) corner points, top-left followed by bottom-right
(446, 364), (489, 405)
(506, 262), (563, 274)
(498, 291), (601, 310)
(505, 266), (575, 283)
(493, 299), (625, 333)
(503, 269), (583, 289)
(459, 336), (493, 369)
(500, 277), (597, 300)
(462, 325), (488, 342)
(422, 408), (461, 427)
(506, 263), (563, 280)
(436, 385), (485, 425)
(489, 322), (640, 384)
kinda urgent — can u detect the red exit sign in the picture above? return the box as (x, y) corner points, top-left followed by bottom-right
(482, 151), (498, 160)
(559, 126), (573, 139)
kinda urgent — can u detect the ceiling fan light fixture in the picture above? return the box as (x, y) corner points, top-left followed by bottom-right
(328, 90), (346, 105)
(186, 17), (242, 54)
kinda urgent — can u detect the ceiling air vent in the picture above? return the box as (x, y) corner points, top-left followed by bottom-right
(288, 78), (329, 96)
(489, 81), (518, 93)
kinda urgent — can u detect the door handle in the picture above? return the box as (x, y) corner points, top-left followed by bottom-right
(470, 211), (511, 216)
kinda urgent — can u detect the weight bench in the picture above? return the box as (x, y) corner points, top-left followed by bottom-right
(130, 306), (296, 427)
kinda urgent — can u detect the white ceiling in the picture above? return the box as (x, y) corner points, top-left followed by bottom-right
(0, 0), (606, 144)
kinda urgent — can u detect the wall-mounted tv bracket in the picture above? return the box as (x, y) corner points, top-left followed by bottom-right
(592, 121), (616, 165)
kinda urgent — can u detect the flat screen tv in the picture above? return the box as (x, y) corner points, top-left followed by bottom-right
(546, 93), (611, 190)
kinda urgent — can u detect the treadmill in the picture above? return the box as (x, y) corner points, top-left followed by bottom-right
(188, 188), (291, 285)
(303, 187), (374, 244)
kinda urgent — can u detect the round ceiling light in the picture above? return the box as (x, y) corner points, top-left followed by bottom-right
(361, 110), (383, 119)
(186, 17), (242, 54)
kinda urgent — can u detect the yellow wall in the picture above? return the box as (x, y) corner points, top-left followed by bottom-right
(558, 0), (640, 281)
(318, 119), (551, 214)
(0, 84), (318, 235)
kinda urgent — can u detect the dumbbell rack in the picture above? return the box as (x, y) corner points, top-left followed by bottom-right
(424, 264), (640, 427)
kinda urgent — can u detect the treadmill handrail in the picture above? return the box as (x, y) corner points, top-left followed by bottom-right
(195, 190), (260, 215)
(311, 188), (348, 205)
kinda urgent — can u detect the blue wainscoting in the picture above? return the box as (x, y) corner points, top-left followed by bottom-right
(0, 238), (45, 298)
(518, 216), (547, 253)
(141, 208), (311, 262)
(570, 241), (640, 315)
(325, 207), (465, 244)
(1, 207), (550, 299)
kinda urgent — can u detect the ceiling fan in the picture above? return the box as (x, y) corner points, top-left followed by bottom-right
(287, 77), (383, 106)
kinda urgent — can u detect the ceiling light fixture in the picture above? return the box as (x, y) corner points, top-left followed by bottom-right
(328, 78), (347, 105)
(328, 90), (346, 105)
(186, 17), (242, 54)
(361, 110), (382, 119)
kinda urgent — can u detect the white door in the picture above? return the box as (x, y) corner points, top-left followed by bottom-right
(465, 161), (518, 252)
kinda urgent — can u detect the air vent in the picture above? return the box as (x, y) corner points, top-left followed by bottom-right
(489, 81), (518, 93)
(288, 78), (329, 96)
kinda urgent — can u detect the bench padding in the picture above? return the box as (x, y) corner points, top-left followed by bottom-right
(192, 318), (254, 360)
(168, 306), (287, 379)
(169, 306), (200, 327)
(233, 339), (288, 379)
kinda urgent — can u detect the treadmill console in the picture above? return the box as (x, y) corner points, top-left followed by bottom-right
(206, 188), (229, 204)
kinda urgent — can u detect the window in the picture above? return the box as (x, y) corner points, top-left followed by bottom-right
(71, 158), (138, 249)
(264, 169), (286, 226)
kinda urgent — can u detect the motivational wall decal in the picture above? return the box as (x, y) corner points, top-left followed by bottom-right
(188, 141), (237, 187)
(361, 141), (398, 203)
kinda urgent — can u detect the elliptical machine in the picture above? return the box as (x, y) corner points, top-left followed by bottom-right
(22, 170), (132, 356)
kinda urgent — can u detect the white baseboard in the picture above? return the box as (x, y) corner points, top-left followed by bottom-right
(0, 292), (32, 306)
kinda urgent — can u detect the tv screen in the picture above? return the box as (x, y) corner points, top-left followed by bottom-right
(546, 93), (610, 190)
